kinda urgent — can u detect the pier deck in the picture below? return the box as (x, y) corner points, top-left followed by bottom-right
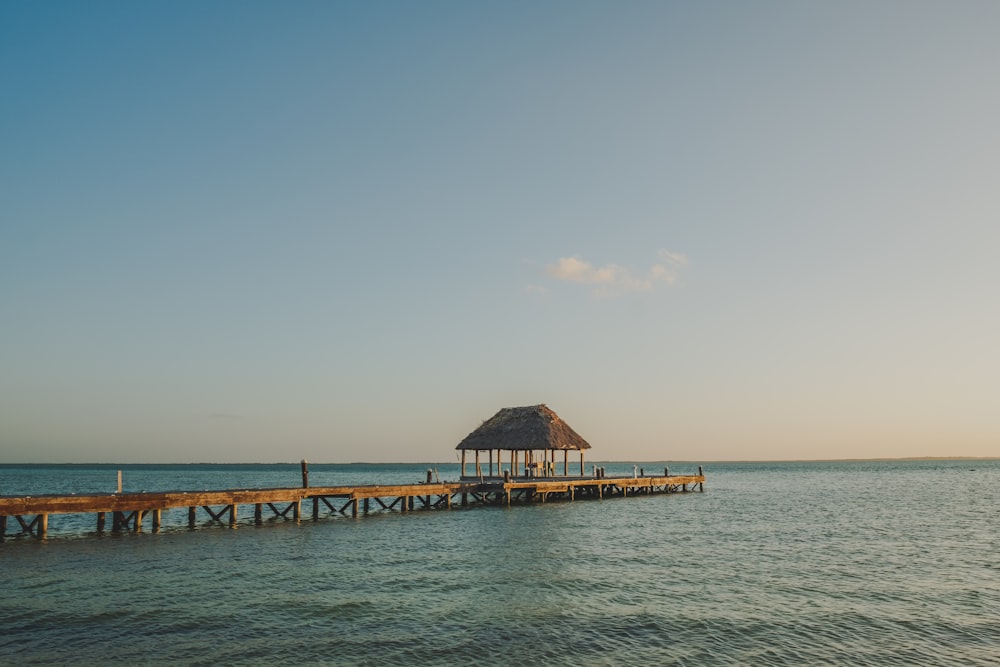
(0, 473), (705, 540)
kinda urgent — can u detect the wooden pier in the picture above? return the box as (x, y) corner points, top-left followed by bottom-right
(0, 470), (705, 540)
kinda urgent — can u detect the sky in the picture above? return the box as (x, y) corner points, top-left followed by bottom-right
(2, 1), (999, 463)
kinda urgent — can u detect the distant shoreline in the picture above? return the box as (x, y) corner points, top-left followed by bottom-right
(2, 456), (997, 466)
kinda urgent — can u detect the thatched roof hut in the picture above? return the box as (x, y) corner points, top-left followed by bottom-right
(456, 404), (591, 478)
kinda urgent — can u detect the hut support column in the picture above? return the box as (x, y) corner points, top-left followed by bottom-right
(580, 451), (585, 477)
(461, 450), (466, 477)
(489, 449), (493, 477)
(475, 451), (481, 477)
(564, 450), (568, 476)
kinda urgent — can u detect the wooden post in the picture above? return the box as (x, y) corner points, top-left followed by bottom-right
(38, 513), (48, 539)
(116, 470), (122, 494)
(461, 450), (466, 477)
(152, 509), (161, 533)
(229, 504), (238, 527)
(254, 503), (263, 524)
(188, 506), (196, 528)
(96, 512), (106, 533)
(301, 459), (309, 488)
(351, 498), (358, 518)
(488, 449), (493, 477)
(313, 497), (319, 521)
(364, 497), (370, 514)
(580, 451), (585, 477)
(564, 450), (568, 476)
(293, 500), (301, 521)
(461, 493), (468, 507)
(475, 451), (480, 477)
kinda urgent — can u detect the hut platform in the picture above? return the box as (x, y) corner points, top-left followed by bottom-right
(0, 472), (705, 540)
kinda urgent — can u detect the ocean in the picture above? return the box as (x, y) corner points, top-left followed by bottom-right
(1, 460), (997, 666)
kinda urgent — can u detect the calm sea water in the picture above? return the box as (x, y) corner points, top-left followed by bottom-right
(1, 460), (998, 666)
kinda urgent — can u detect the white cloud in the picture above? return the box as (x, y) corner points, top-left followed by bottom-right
(657, 249), (689, 267)
(546, 257), (621, 285)
(544, 249), (689, 297)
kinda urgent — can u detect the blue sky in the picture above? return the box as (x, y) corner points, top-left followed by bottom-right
(2, 2), (998, 463)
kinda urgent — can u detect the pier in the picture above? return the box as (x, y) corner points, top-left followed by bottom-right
(3, 405), (707, 540)
(0, 470), (705, 540)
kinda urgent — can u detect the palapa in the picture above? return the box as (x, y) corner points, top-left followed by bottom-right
(456, 404), (591, 451)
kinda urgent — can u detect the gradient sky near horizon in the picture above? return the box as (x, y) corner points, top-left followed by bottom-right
(3, 2), (999, 463)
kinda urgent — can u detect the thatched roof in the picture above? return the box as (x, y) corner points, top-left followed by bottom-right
(456, 404), (592, 451)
